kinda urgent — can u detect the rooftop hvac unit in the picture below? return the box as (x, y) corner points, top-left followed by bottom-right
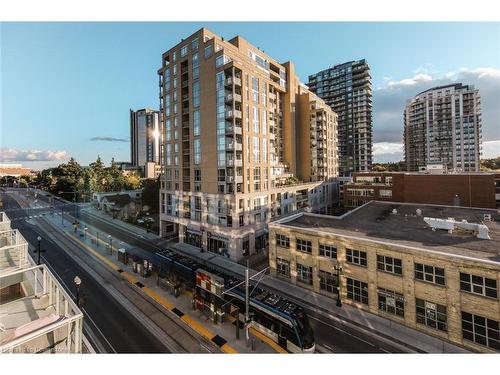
(423, 217), (490, 240)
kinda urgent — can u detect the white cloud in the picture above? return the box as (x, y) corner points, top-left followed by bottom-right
(482, 140), (500, 159)
(387, 73), (433, 87)
(0, 148), (70, 162)
(373, 142), (403, 155)
(373, 142), (404, 163)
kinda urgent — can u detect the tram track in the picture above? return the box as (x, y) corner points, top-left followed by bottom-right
(34, 215), (218, 353)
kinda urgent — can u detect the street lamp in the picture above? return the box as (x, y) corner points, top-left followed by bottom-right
(96, 231), (99, 247)
(36, 236), (42, 265)
(84, 227), (88, 240)
(73, 276), (81, 307)
(107, 235), (112, 255)
(334, 264), (343, 307)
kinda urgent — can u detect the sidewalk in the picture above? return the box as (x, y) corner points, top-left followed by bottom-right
(29, 192), (468, 353)
(171, 242), (470, 354)
(42, 210), (279, 354)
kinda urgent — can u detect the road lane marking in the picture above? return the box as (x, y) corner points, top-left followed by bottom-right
(57, 222), (239, 354)
(309, 315), (390, 353)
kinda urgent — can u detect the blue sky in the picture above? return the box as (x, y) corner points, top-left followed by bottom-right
(1, 22), (500, 167)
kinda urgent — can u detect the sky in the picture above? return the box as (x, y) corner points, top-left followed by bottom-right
(1, 22), (499, 169)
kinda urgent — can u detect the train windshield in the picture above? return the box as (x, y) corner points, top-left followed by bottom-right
(295, 311), (314, 349)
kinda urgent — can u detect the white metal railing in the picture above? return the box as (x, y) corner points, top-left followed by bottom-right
(0, 229), (30, 274)
(0, 212), (12, 232)
(0, 265), (83, 353)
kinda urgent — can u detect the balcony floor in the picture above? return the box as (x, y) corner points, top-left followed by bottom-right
(0, 294), (56, 345)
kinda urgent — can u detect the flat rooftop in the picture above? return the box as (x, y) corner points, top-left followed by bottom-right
(276, 201), (500, 263)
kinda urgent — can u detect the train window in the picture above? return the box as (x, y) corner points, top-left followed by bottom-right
(280, 323), (298, 345)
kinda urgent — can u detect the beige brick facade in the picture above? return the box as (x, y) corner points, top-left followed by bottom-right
(269, 206), (500, 353)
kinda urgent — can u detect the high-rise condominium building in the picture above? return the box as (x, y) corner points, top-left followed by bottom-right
(307, 60), (373, 176)
(130, 108), (163, 178)
(158, 28), (339, 260)
(404, 83), (482, 172)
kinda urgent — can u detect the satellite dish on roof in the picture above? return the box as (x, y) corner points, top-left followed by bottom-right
(416, 209), (422, 216)
(392, 209), (398, 215)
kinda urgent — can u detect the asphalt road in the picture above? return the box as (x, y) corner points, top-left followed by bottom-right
(77, 205), (401, 353)
(7, 190), (404, 353)
(1, 192), (169, 353)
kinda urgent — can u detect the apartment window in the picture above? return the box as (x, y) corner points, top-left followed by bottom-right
(296, 239), (312, 253)
(319, 244), (337, 259)
(193, 81), (200, 108)
(192, 52), (199, 79)
(346, 249), (367, 267)
(379, 189), (392, 198)
(276, 258), (290, 278)
(377, 255), (402, 275)
(416, 298), (447, 332)
(296, 263), (313, 285)
(346, 278), (368, 304)
(204, 44), (212, 59)
(193, 110), (200, 136)
(191, 38), (199, 51)
(194, 169), (201, 182)
(194, 139), (201, 165)
(319, 270), (337, 294)
(165, 119), (171, 141)
(462, 312), (499, 350)
(276, 234), (290, 248)
(251, 76), (259, 103)
(253, 107), (260, 133)
(253, 136), (260, 163)
(378, 288), (404, 317)
(460, 273), (498, 298)
(180, 45), (188, 57)
(414, 263), (445, 285)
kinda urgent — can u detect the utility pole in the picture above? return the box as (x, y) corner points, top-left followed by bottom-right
(245, 260), (250, 346)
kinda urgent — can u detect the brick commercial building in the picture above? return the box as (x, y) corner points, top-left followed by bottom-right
(343, 172), (496, 209)
(269, 201), (500, 353)
(157, 28), (339, 260)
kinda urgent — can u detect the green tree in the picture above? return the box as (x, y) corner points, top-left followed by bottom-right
(142, 177), (159, 214)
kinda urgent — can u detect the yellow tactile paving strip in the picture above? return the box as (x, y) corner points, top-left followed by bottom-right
(64, 228), (238, 353)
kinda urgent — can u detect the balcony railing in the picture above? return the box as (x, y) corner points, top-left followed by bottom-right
(226, 142), (243, 151)
(225, 125), (243, 135)
(226, 175), (243, 184)
(0, 228), (30, 274)
(0, 265), (83, 353)
(226, 159), (243, 167)
(225, 77), (242, 87)
(225, 93), (242, 103)
(225, 109), (242, 120)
